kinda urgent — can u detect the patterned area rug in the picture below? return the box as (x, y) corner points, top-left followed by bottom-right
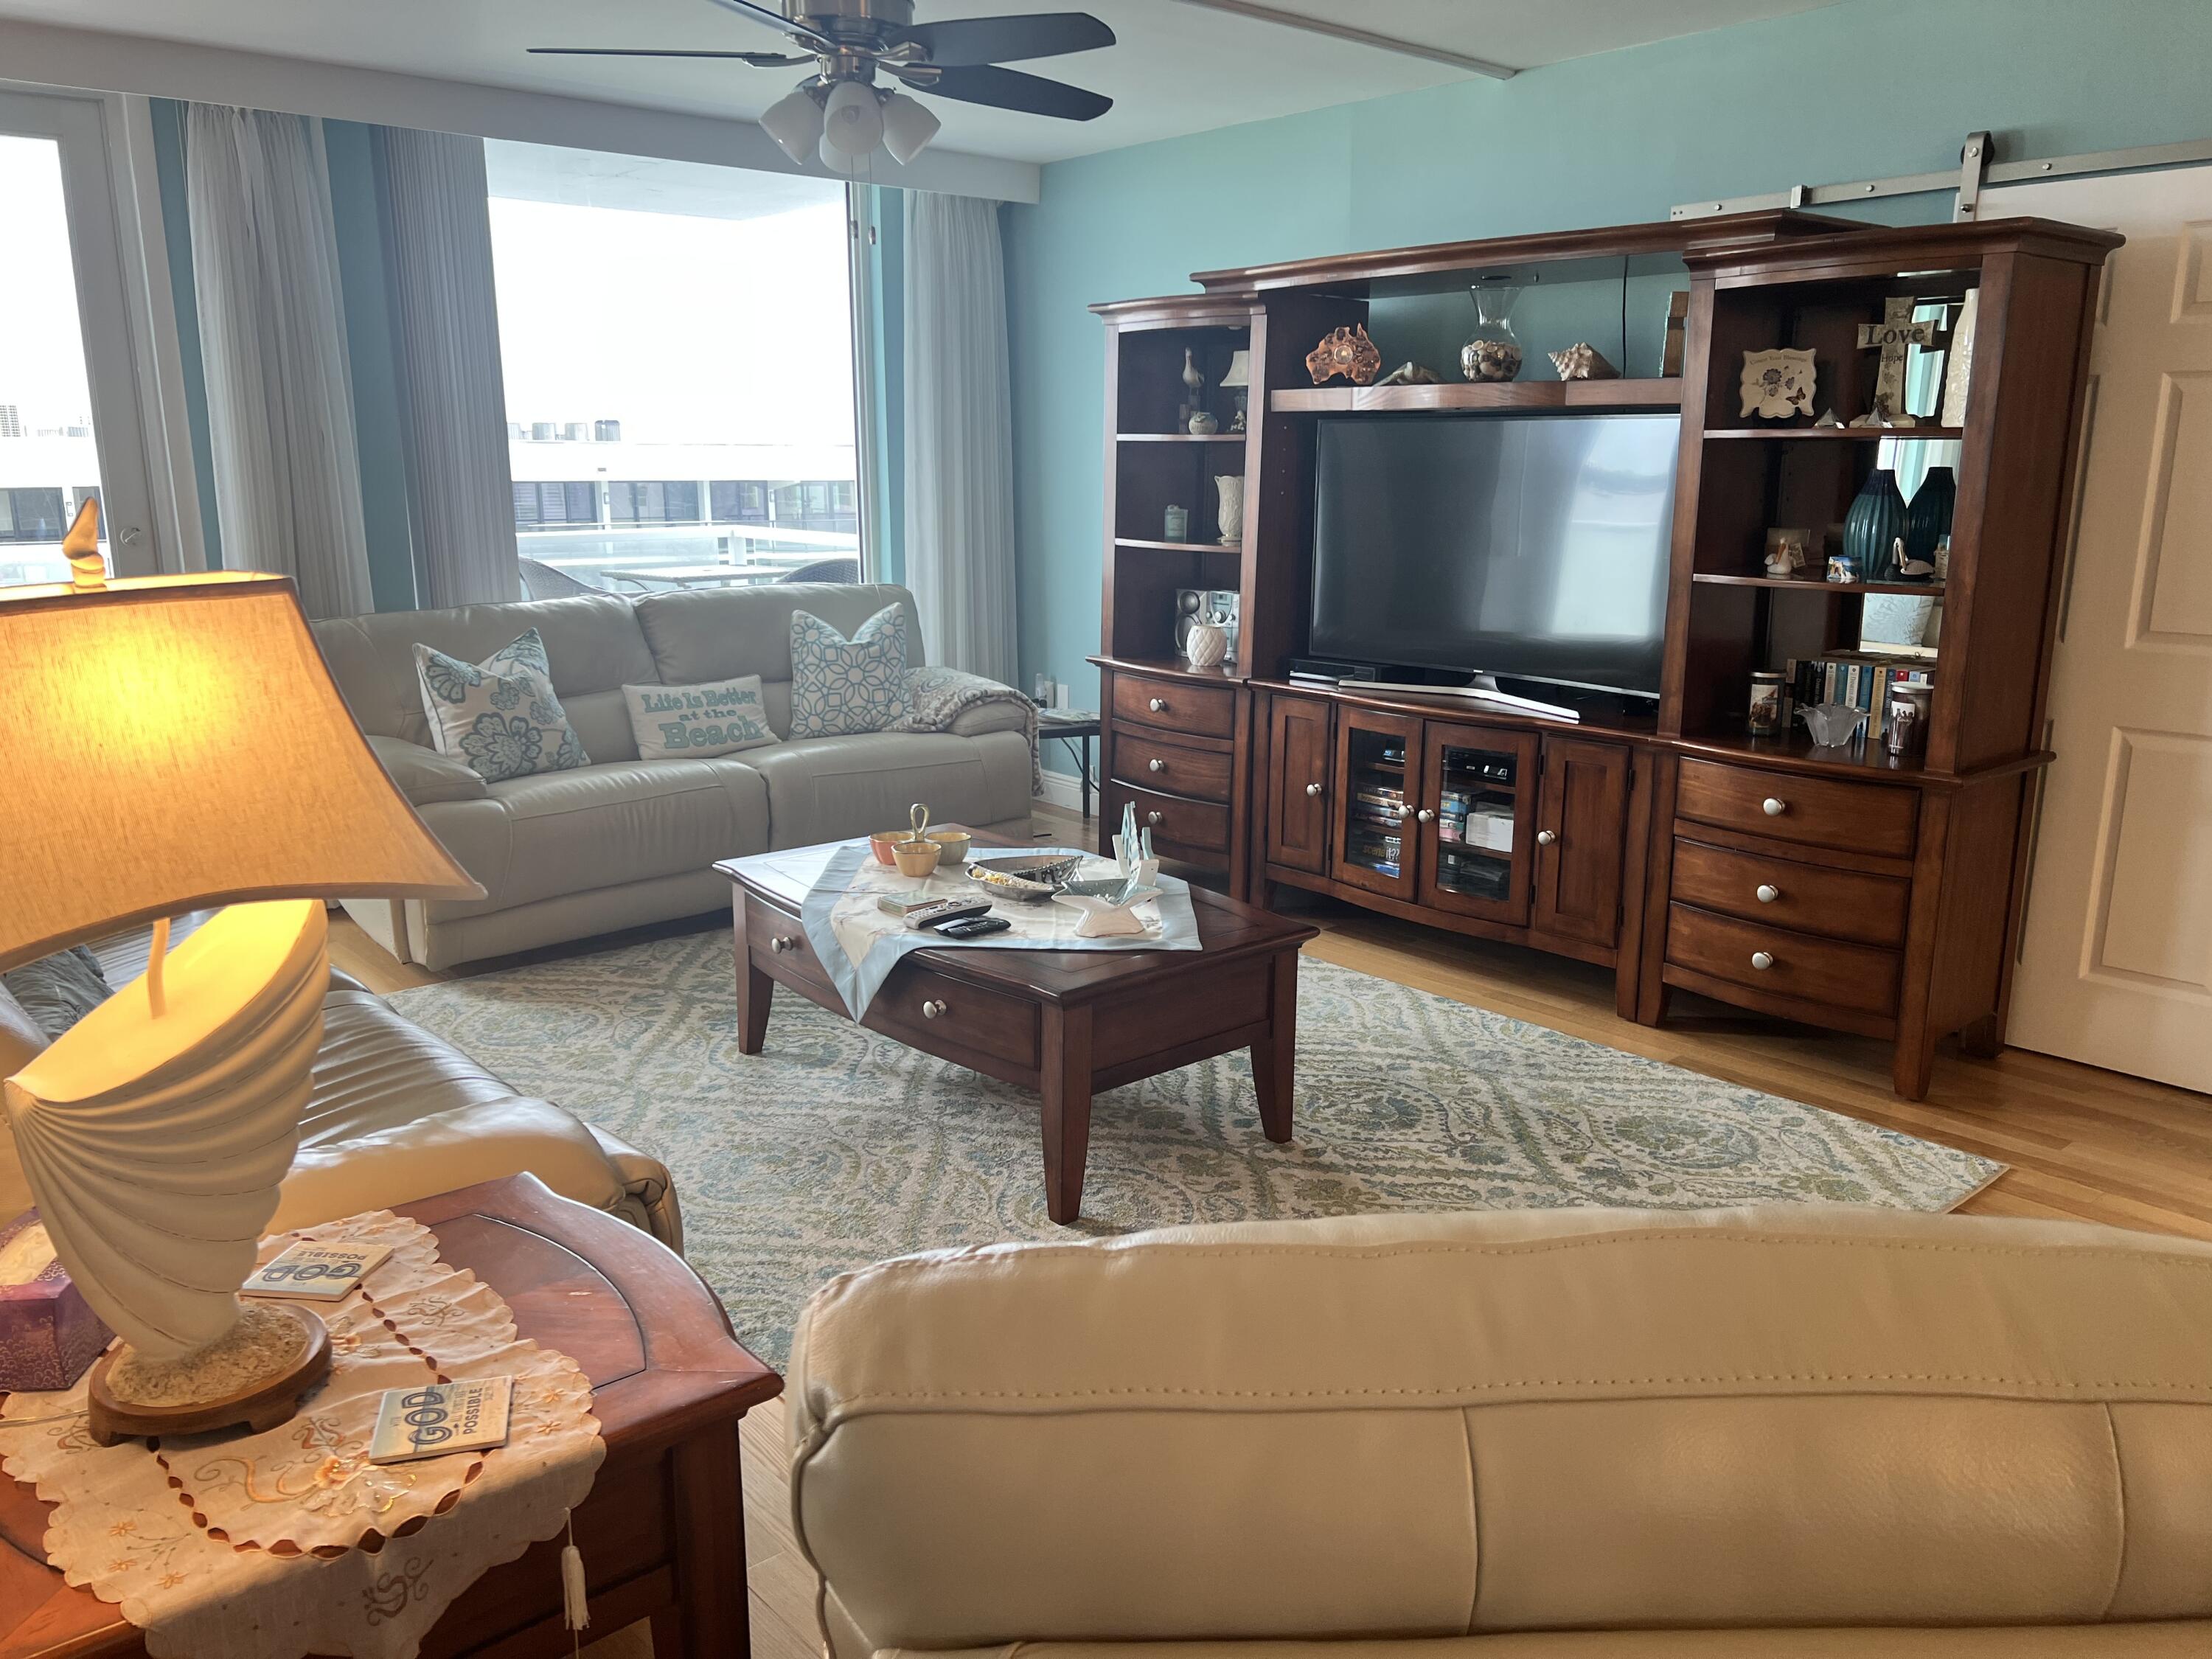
(390, 932), (2003, 1368)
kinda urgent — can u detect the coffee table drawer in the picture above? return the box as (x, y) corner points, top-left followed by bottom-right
(1112, 730), (1233, 803)
(1677, 757), (1918, 859)
(1666, 901), (1902, 1018)
(1113, 671), (1237, 740)
(1116, 780), (1231, 855)
(1669, 838), (1912, 948)
(871, 965), (1038, 1069)
(744, 897), (831, 988)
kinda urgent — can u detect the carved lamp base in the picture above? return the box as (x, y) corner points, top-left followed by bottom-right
(86, 1302), (331, 1446)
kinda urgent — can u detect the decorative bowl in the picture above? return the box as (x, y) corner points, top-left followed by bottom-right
(965, 852), (1084, 902)
(869, 831), (909, 867)
(1798, 702), (1867, 748)
(891, 840), (942, 878)
(925, 829), (972, 865)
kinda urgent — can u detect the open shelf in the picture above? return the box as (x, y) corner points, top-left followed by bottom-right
(1273, 379), (1684, 416)
(1703, 425), (1966, 442)
(1118, 432), (1248, 444)
(1674, 726), (1931, 779)
(1693, 573), (1947, 597)
(1115, 537), (1240, 554)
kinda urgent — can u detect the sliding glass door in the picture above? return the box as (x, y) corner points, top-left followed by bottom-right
(481, 142), (861, 594)
(0, 91), (161, 586)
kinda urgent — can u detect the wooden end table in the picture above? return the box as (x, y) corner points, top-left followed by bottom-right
(1, 1175), (782, 1659)
(716, 837), (1318, 1224)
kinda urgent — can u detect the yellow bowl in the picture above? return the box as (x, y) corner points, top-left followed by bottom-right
(925, 829), (972, 864)
(891, 840), (943, 878)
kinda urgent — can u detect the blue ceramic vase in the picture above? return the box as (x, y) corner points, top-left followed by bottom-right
(1841, 467), (1908, 582)
(1901, 465), (1956, 581)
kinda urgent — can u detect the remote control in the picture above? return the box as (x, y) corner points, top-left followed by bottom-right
(935, 914), (1012, 939)
(902, 897), (993, 932)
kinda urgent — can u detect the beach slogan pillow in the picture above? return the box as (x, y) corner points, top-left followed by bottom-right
(623, 676), (779, 759)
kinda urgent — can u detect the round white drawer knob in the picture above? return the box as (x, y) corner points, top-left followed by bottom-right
(1756, 883), (1781, 902)
(1146, 810), (1164, 827)
(771, 934), (798, 954)
(1536, 830), (1557, 846)
(1416, 807), (1436, 823)
(1750, 950), (1775, 970)
(1761, 797), (1787, 816)
(1304, 782), (1324, 797)
(1148, 757), (1166, 772)
(1148, 697), (1169, 712)
(922, 999), (947, 1019)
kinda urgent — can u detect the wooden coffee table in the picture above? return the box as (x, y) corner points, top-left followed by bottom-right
(716, 838), (1318, 1223)
(1, 1175), (781, 1659)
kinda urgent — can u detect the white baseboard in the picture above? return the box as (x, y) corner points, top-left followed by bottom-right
(1034, 769), (1088, 813)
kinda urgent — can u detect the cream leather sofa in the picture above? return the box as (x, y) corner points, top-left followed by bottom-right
(790, 1206), (2212, 1656)
(0, 947), (681, 1250)
(313, 582), (1034, 970)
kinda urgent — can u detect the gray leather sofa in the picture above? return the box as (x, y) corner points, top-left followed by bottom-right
(313, 582), (1034, 970)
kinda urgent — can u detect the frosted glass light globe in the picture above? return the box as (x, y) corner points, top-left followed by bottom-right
(821, 79), (886, 156)
(759, 86), (825, 165)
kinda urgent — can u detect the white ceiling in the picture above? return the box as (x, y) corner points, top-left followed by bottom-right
(0, 0), (1843, 164)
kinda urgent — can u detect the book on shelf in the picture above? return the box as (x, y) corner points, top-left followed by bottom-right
(1786, 653), (1936, 739)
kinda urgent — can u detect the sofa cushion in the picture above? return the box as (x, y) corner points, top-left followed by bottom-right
(414, 628), (591, 782)
(742, 731), (1020, 849)
(633, 583), (925, 737)
(625, 675), (778, 759)
(315, 593), (655, 764)
(416, 757), (771, 919)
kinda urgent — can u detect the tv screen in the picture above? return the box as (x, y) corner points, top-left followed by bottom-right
(1310, 413), (1677, 698)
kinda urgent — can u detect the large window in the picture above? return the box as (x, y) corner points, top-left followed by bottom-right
(485, 143), (860, 592)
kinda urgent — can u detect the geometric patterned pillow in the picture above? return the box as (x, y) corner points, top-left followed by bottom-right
(788, 605), (911, 739)
(412, 627), (590, 783)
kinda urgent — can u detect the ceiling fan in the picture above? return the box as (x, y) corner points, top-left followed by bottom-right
(530, 0), (1116, 173)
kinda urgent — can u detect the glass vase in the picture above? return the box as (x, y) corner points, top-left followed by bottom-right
(1461, 284), (1523, 383)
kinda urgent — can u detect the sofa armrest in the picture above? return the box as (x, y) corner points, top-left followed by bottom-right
(947, 699), (1032, 739)
(588, 1125), (686, 1253)
(368, 733), (489, 805)
(271, 1096), (626, 1231)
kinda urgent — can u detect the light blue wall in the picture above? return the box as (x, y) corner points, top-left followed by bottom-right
(1004, 0), (2212, 752)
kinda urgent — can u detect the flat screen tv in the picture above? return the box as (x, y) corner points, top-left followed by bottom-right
(1310, 412), (1677, 700)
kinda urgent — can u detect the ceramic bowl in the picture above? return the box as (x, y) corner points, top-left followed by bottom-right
(891, 840), (943, 878)
(869, 830), (909, 866)
(925, 829), (972, 865)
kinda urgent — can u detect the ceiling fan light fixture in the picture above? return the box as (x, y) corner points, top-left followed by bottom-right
(820, 77), (887, 157)
(759, 83), (826, 165)
(879, 91), (941, 164)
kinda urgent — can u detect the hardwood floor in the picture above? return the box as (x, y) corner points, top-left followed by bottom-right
(327, 801), (2212, 1655)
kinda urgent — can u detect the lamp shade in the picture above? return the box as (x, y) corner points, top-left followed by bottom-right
(1221, 349), (1253, 389)
(0, 572), (481, 973)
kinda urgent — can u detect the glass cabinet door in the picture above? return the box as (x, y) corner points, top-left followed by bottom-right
(1417, 723), (1538, 925)
(1329, 709), (1422, 902)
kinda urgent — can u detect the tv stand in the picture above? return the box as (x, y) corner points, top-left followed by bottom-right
(1091, 211), (2115, 1100)
(1354, 675), (1585, 724)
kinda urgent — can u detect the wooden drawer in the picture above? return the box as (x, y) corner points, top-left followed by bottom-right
(1113, 671), (1237, 740)
(745, 896), (832, 995)
(1116, 779), (1232, 855)
(1669, 838), (1912, 948)
(1666, 902), (1902, 1018)
(1676, 757), (1919, 859)
(1112, 730), (1233, 803)
(870, 964), (1039, 1070)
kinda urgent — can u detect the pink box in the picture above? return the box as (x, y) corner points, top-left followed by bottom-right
(0, 1208), (111, 1393)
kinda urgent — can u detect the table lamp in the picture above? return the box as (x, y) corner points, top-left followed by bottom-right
(0, 502), (482, 1441)
(1221, 349), (1253, 432)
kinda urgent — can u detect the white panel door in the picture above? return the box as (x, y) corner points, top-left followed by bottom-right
(1990, 167), (2212, 1093)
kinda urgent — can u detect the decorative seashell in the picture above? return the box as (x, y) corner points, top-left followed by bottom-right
(1548, 342), (1620, 380)
(1374, 361), (1441, 387)
(1461, 338), (1522, 383)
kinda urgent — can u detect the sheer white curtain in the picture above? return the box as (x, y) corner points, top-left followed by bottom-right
(903, 192), (1019, 685)
(376, 128), (521, 609)
(185, 105), (375, 619)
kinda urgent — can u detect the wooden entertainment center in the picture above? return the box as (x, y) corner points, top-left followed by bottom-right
(1091, 211), (2118, 1099)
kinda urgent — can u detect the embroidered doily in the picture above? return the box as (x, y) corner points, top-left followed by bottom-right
(0, 1210), (605, 1659)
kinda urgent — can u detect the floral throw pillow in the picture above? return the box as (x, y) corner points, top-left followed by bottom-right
(788, 605), (911, 739)
(622, 675), (779, 759)
(413, 628), (590, 784)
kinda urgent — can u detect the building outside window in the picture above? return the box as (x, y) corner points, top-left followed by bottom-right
(486, 142), (860, 592)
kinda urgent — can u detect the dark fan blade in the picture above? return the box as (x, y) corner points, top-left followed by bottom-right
(529, 46), (809, 63)
(900, 62), (1110, 119)
(700, 0), (838, 52)
(887, 12), (1114, 66)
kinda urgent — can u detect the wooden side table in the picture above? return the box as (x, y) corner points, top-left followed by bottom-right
(0, 1175), (782, 1659)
